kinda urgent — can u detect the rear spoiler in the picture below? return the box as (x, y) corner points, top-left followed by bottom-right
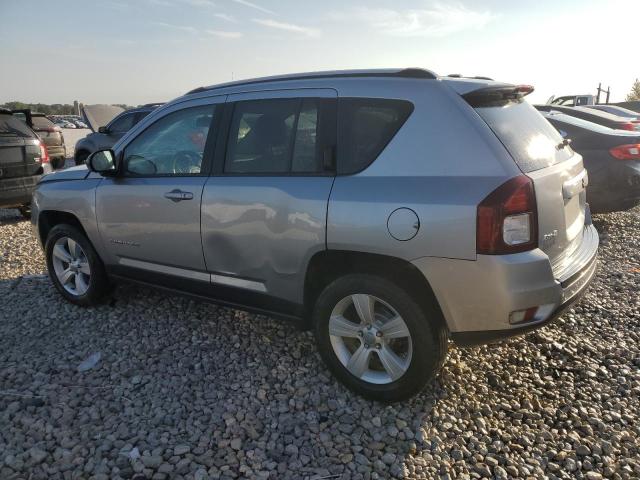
(463, 85), (534, 107)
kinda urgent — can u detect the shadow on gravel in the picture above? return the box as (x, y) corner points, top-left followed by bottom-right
(1, 273), (446, 479)
(0, 208), (26, 225)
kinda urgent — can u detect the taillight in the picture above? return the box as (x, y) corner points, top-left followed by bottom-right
(38, 141), (50, 163)
(477, 175), (538, 254)
(618, 122), (636, 131)
(610, 144), (640, 160)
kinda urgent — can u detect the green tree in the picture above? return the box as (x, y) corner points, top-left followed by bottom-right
(626, 79), (640, 101)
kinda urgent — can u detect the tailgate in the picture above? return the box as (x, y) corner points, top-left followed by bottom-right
(0, 136), (28, 178)
(470, 93), (588, 272)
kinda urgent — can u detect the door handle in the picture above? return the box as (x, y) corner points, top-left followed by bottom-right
(164, 189), (194, 202)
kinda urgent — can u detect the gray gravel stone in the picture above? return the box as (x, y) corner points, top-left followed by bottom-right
(1, 206), (639, 479)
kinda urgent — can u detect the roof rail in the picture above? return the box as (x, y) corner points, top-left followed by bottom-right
(140, 103), (164, 108)
(186, 68), (437, 95)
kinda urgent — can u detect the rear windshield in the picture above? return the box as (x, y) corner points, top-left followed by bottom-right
(547, 112), (636, 136)
(475, 100), (572, 173)
(0, 113), (34, 137)
(32, 116), (56, 130)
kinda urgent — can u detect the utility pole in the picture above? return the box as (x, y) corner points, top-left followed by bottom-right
(596, 83), (611, 104)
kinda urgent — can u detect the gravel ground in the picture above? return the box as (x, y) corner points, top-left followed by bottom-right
(0, 206), (639, 480)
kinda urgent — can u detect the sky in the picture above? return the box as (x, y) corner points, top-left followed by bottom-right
(0, 0), (638, 106)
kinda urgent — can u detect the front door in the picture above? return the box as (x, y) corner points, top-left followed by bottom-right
(201, 89), (337, 307)
(96, 98), (224, 281)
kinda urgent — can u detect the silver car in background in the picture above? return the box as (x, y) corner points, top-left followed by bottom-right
(31, 69), (598, 401)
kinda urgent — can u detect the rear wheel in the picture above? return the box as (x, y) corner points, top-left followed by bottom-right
(45, 224), (110, 306)
(51, 157), (65, 170)
(313, 274), (447, 402)
(18, 205), (31, 219)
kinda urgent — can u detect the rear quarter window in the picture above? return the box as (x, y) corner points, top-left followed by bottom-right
(32, 116), (56, 130)
(0, 114), (34, 138)
(338, 98), (413, 174)
(475, 100), (572, 173)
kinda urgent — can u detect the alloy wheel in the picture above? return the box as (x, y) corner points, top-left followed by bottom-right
(51, 236), (91, 296)
(329, 294), (413, 385)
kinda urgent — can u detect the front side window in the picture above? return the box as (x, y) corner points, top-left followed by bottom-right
(123, 105), (215, 176)
(225, 98), (323, 174)
(109, 113), (136, 133)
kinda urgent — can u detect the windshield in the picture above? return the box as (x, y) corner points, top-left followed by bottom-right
(0, 113), (34, 137)
(475, 100), (573, 173)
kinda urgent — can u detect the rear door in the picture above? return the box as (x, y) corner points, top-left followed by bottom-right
(201, 89), (337, 306)
(473, 100), (588, 271)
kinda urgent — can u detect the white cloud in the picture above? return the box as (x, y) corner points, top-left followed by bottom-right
(206, 29), (243, 38)
(232, 0), (275, 15)
(253, 18), (320, 37)
(352, 2), (494, 37)
(214, 12), (236, 22)
(151, 21), (198, 34)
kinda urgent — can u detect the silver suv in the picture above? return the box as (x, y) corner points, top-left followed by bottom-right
(32, 69), (598, 401)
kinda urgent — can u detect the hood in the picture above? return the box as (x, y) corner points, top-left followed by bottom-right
(40, 165), (90, 183)
(81, 104), (125, 132)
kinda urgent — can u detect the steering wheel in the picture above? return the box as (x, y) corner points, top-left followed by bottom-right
(172, 150), (202, 174)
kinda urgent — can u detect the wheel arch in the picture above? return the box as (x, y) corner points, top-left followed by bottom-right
(38, 210), (91, 249)
(303, 250), (447, 330)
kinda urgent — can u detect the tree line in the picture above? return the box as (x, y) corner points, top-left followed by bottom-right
(0, 102), (136, 115)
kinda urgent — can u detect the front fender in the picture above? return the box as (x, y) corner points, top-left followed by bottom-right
(32, 179), (104, 255)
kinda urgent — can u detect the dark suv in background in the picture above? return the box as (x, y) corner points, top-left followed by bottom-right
(74, 103), (163, 165)
(10, 110), (67, 169)
(0, 109), (52, 217)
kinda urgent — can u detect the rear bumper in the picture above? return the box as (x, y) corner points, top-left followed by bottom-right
(0, 175), (42, 208)
(412, 223), (599, 346)
(45, 145), (66, 159)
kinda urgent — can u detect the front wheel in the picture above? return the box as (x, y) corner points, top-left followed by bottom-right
(313, 274), (447, 402)
(45, 224), (110, 306)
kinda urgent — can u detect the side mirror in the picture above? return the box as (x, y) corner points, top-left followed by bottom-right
(98, 126), (109, 134)
(87, 149), (117, 176)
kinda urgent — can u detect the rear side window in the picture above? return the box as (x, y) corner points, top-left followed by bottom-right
(0, 114), (34, 138)
(338, 98), (413, 174)
(225, 98), (325, 174)
(475, 100), (572, 173)
(32, 116), (56, 130)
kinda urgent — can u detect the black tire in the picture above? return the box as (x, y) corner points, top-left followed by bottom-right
(75, 150), (90, 166)
(18, 205), (31, 219)
(313, 274), (448, 402)
(44, 224), (111, 306)
(51, 157), (65, 170)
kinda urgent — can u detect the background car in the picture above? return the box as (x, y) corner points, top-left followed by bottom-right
(585, 104), (640, 120)
(0, 109), (52, 218)
(541, 109), (640, 213)
(536, 104), (640, 131)
(74, 103), (162, 165)
(11, 111), (67, 169)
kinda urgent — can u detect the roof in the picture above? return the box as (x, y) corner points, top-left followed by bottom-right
(186, 68), (438, 95)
